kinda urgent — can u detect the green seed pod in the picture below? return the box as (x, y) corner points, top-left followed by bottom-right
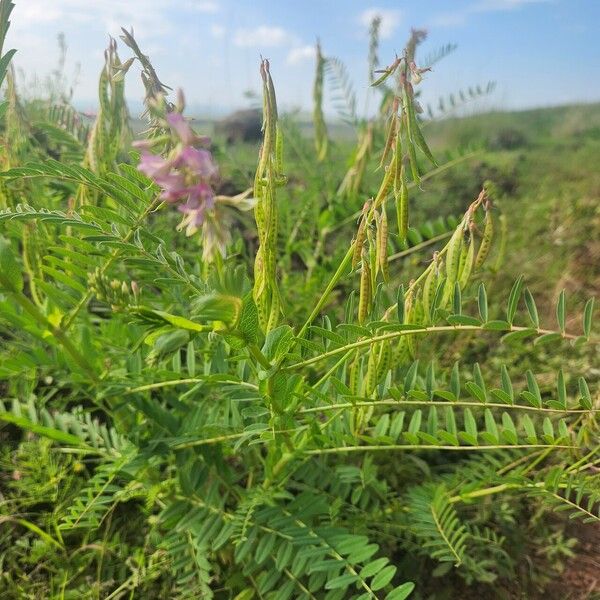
(352, 203), (369, 269)
(422, 254), (439, 322)
(358, 252), (372, 325)
(374, 159), (396, 208)
(267, 288), (280, 332)
(445, 225), (464, 284)
(395, 167), (409, 247)
(364, 345), (379, 397)
(348, 350), (361, 396)
(475, 208), (494, 270)
(392, 337), (409, 368)
(458, 228), (476, 289)
(377, 209), (389, 282)
(376, 340), (392, 381)
(379, 105), (398, 169)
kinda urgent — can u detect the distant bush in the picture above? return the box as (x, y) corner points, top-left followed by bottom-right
(488, 127), (528, 150)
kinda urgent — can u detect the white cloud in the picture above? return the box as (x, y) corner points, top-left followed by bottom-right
(181, 0), (220, 13)
(210, 24), (226, 39)
(286, 45), (315, 66)
(9, 0), (218, 38)
(233, 25), (292, 48)
(358, 8), (402, 39)
(432, 0), (551, 28)
(476, 0), (551, 9)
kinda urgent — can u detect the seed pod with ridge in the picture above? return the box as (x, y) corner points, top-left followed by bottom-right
(475, 206), (494, 270)
(358, 252), (372, 325)
(422, 253), (439, 322)
(376, 209), (390, 281)
(348, 350), (361, 396)
(376, 339), (392, 381)
(374, 159), (397, 208)
(445, 225), (464, 284)
(352, 202), (369, 269)
(458, 225), (476, 289)
(364, 344), (379, 397)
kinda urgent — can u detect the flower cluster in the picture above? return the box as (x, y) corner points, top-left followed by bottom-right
(134, 105), (218, 237)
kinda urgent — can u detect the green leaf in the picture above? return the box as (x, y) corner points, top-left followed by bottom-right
(408, 410), (422, 435)
(478, 283), (488, 323)
(463, 408), (478, 441)
(501, 413), (518, 445)
(325, 573), (359, 590)
(484, 409), (499, 442)
(133, 307), (208, 333)
(359, 557), (389, 579)
(238, 293), (260, 345)
(533, 332), (562, 346)
(523, 415), (537, 443)
(525, 370), (542, 407)
(386, 582), (415, 600)
(578, 377), (592, 410)
(490, 388), (514, 405)
(0, 48), (16, 83)
(500, 365), (514, 402)
(397, 284), (405, 323)
(524, 289), (539, 328)
(0, 411), (84, 446)
(502, 328), (537, 344)
(556, 290), (566, 334)
(403, 361), (419, 394)
(465, 382), (486, 404)
(446, 314), (481, 326)
(0, 236), (23, 292)
(506, 275), (524, 324)
(371, 564), (397, 591)
(452, 282), (462, 315)
(262, 325), (294, 362)
(542, 417), (554, 442)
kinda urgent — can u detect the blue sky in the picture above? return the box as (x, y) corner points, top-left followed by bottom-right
(6, 0), (600, 117)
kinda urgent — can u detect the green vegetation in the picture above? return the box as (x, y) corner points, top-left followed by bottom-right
(1, 2), (599, 598)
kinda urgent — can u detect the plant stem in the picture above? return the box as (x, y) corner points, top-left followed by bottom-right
(285, 324), (579, 371)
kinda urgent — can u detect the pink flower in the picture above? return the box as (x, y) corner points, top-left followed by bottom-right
(135, 99), (223, 252)
(176, 147), (218, 179)
(138, 151), (173, 179)
(166, 112), (196, 146)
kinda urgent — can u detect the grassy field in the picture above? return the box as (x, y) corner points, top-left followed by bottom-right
(1, 8), (599, 597)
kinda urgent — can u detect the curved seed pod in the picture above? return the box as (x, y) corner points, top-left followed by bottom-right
(376, 339), (392, 381)
(457, 240), (468, 280)
(352, 202), (369, 269)
(475, 207), (494, 270)
(392, 336), (411, 367)
(364, 344), (379, 397)
(348, 350), (361, 396)
(458, 227), (476, 289)
(275, 123), (284, 176)
(445, 225), (464, 284)
(379, 101), (398, 169)
(358, 252), (372, 325)
(404, 290), (418, 358)
(422, 253), (439, 322)
(313, 41), (329, 162)
(393, 114), (403, 191)
(395, 166), (409, 247)
(378, 209), (389, 281)
(374, 159), (396, 208)
(267, 288), (280, 332)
